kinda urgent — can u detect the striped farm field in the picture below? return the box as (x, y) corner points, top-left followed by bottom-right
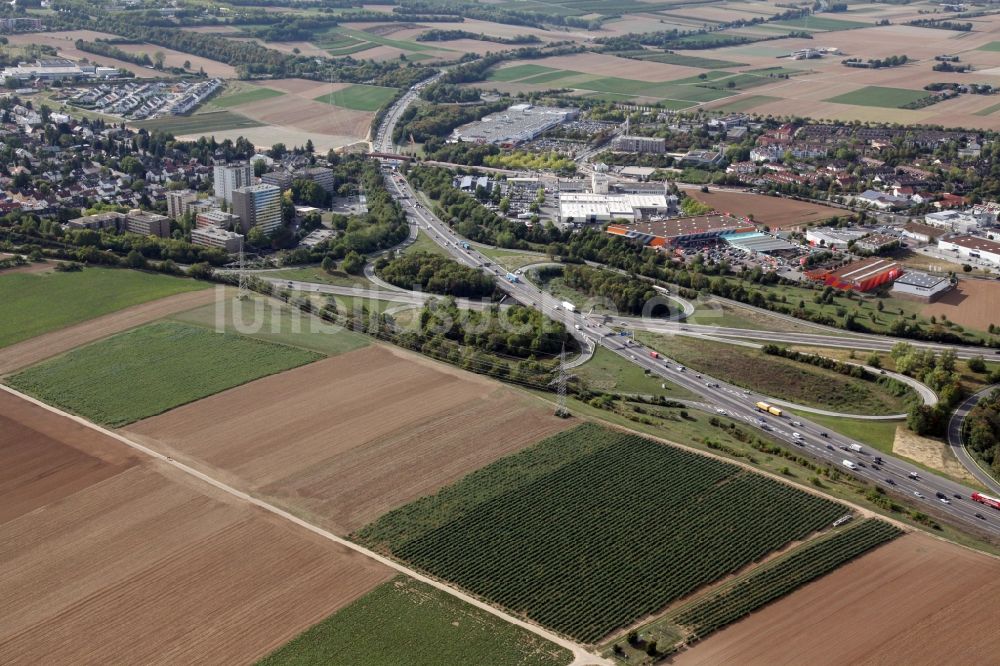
(356, 423), (845, 644)
(7, 322), (321, 426)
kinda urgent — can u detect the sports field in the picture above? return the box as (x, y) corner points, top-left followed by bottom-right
(357, 423), (845, 643)
(825, 86), (931, 109)
(7, 322), (321, 426)
(315, 83), (398, 111)
(134, 110), (263, 133)
(0, 268), (206, 349)
(258, 577), (571, 666)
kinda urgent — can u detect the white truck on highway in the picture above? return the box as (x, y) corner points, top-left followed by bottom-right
(561, 301), (576, 313)
(849, 443), (863, 453)
(842, 460), (858, 470)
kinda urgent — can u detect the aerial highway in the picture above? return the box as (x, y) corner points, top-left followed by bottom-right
(381, 165), (1000, 538)
(370, 78), (1000, 539)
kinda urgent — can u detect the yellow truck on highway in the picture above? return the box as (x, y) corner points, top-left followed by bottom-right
(755, 401), (783, 417)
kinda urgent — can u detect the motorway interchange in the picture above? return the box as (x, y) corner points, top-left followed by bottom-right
(373, 84), (1000, 540)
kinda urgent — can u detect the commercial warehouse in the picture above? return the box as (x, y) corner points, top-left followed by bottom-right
(607, 215), (755, 248)
(937, 235), (1000, 267)
(559, 192), (671, 224)
(450, 104), (578, 147)
(890, 271), (953, 302)
(805, 257), (903, 292)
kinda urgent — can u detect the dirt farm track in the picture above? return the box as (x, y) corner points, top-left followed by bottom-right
(0, 390), (392, 664)
(677, 532), (1000, 665)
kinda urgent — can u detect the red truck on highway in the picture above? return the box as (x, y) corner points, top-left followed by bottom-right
(971, 492), (1000, 510)
(650, 351), (660, 359)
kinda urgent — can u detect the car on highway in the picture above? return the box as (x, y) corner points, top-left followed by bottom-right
(939, 497), (951, 505)
(715, 408), (726, 414)
(885, 478), (896, 485)
(976, 513), (987, 520)
(914, 491), (925, 499)
(791, 421), (802, 427)
(826, 444), (834, 451)
(954, 493), (962, 500)
(819, 432), (829, 437)
(909, 471), (920, 479)
(792, 432), (803, 440)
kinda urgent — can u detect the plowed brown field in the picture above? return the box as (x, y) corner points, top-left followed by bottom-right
(0, 390), (392, 664)
(922, 278), (1000, 332)
(688, 189), (840, 229)
(125, 344), (572, 534)
(675, 532), (1000, 665)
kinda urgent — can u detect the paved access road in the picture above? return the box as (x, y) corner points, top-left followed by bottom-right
(947, 386), (1000, 495)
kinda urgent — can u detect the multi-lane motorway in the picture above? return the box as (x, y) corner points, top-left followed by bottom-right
(372, 80), (1000, 539)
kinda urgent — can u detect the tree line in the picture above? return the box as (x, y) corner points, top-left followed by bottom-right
(376, 250), (496, 298)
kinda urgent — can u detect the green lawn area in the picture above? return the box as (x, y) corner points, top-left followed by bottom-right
(974, 100), (1000, 116)
(401, 230), (449, 257)
(212, 86), (285, 109)
(573, 346), (697, 399)
(267, 266), (371, 288)
(314, 84), (398, 111)
(825, 86), (930, 109)
(257, 577), (571, 666)
(7, 322), (321, 426)
(772, 15), (869, 30)
(488, 64), (558, 82)
(0, 268), (207, 349)
(134, 111), (263, 134)
(170, 295), (369, 357)
(479, 246), (547, 271)
(635, 333), (917, 416)
(805, 413), (900, 454)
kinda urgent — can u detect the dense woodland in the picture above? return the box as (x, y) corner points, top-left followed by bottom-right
(558, 264), (665, 317)
(377, 251), (496, 297)
(965, 390), (1000, 476)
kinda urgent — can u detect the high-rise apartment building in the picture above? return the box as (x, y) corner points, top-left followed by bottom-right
(213, 163), (253, 203)
(232, 184), (282, 235)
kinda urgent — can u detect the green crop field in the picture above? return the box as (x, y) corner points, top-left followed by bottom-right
(978, 41), (1000, 52)
(212, 86), (285, 108)
(488, 64), (558, 82)
(134, 111), (263, 134)
(672, 519), (902, 641)
(825, 86), (930, 109)
(258, 577), (571, 666)
(630, 52), (748, 69)
(0, 268), (206, 349)
(772, 15), (869, 30)
(314, 84), (398, 111)
(356, 423), (845, 643)
(7, 322), (321, 426)
(635, 333), (917, 415)
(170, 295), (370, 357)
(974, 100), (1000, 116)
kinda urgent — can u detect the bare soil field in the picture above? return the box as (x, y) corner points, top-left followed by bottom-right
(125, 344), (573, 534)
(175, 126), (363, 153)
(892, 426), (977, 485)
(922, 279), (1000, 332)
(692, 21), (1000, 128)
(113, 43), (237, 77)
(237, 95), (372, 136)
(688, 189), (839, 229)
(0, 390), (138, 523)
(500, 52), (707, 82)
(675, 532), (1000, 665)
(0, 288), (218, 376)
(0, 389), (392, 664)
(261, 77), (349, 96)
(6, 31), (161, 78)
